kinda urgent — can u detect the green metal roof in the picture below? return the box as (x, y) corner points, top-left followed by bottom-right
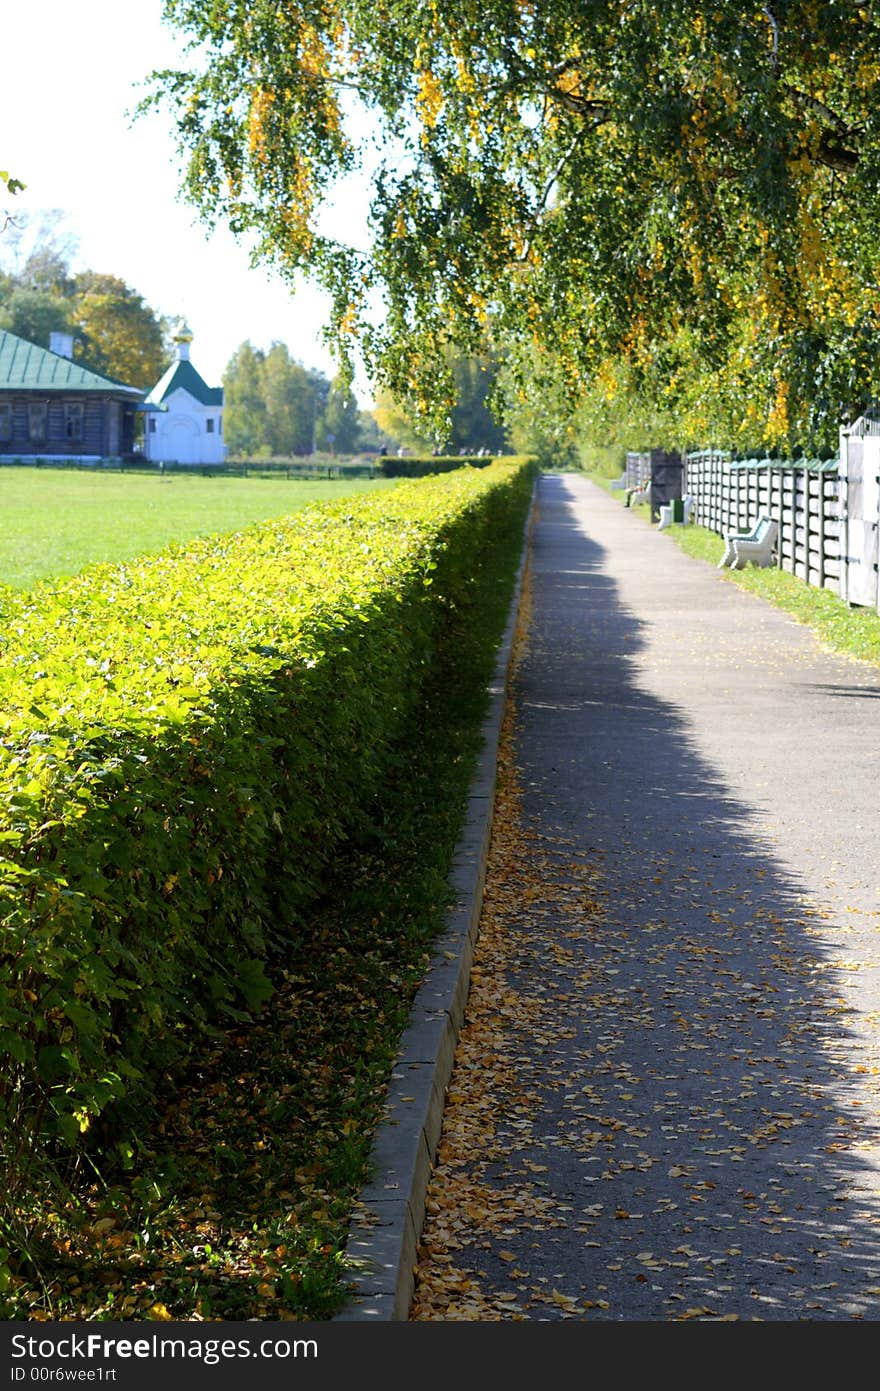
(0, 329), (143, 395)
(146, 359), (223, 408)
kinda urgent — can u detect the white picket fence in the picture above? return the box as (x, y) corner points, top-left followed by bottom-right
(684, 451), (842, 593)
(625, 417), (880, 610)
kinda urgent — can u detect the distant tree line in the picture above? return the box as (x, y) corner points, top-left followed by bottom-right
(223, 340), (511, 458)
(221, 340), (376, 457)
(0, 212), (171, 390)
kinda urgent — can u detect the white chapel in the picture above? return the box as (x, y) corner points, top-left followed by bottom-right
(143, 320), (225, 465)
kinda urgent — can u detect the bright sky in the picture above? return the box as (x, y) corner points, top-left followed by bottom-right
(0, 0), (378, 404)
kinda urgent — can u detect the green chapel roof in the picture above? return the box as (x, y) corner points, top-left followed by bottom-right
(146, 359), (223, 408)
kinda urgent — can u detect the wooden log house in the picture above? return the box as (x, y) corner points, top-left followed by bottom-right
(0, 329), (145, 462)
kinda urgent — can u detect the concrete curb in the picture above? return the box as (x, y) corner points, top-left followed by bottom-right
(333, 482), (536, 1321)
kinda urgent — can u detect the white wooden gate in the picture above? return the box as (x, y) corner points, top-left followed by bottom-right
(839, 419), (880, 608)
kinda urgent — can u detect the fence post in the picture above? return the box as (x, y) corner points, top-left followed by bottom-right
(817, 466), (826, 590)
(728, 467), (739, 531)
(801, 465), (809, 583)
(838, 427), (849, 602)
(775, 468), (784, 568)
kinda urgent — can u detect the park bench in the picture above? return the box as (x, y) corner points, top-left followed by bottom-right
(658, 495), (697, 529)
(718, 515), (778, 569)
(627, 485), (650, 508)
(610, 473), (628, 490)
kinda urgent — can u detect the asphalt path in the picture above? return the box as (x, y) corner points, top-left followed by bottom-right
(410, 471), (880, 1322)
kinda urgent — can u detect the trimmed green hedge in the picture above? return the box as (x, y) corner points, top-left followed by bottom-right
(374, 454), (493, 478)
(0, 459), (536, 1157)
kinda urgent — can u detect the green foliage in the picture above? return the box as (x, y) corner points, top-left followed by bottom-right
(221, 342), (267, 456)
(448, 351), (508, 454)
(0, 170), (25, 198)
(0, 459), (536, 1230)
(498, 344), (584, 468)
(2, 455), (533, 1320)
(576, 443), (627, 480)
(0, 286), (75, 349)
(372, 386), (435, 454)
(0, 224), (170, 389)
(263, 345), (320, 456)
(70, 272), (169, 390)
(372, 343), (509, 454)
(318, 374), (360, 454)
(223, 341), (352, 457)
(373, 454), (496, 478)
(147, 3), (880, 444)
(355, 408), (386, 452)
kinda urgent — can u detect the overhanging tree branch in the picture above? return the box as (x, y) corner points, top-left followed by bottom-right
(782, 84), (860, 172)
(497, 44), (613, 122)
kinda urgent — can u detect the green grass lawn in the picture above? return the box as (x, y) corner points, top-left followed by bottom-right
(0, 468), (396, 590)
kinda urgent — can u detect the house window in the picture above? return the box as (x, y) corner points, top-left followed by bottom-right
(0, 404), (11, 442)
(219, 417), (223, 435)
(149, 417), (156, 434)
(107, 402), (120, 456)
(28, 402), (47, 442)
(206, 418), (215, 433)
(64, 403), (83, 441)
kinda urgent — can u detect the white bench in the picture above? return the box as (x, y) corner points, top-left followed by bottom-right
(609, 473), (628, 490)
(718, 515), (778, 569)
(627, 486), (650, 508)
(658, 495), (697, 529)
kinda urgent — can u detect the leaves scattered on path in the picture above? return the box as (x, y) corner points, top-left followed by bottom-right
(411, 568), (880, 1323)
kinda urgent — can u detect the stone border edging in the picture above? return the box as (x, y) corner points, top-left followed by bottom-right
(333, 481), (537, 1321)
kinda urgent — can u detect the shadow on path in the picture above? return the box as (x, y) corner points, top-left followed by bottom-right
(413, 475), (880, 1322)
